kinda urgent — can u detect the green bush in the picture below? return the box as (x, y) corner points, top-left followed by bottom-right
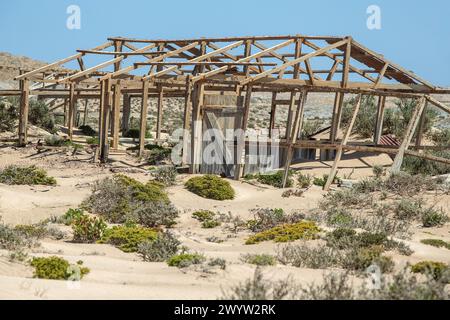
(86, 136), (99, 145)
(192, 210), (216, 222)
(0, 165), (56, 186)
(326, 209), (354, 228)
(241, 254), (277, 266)
(133, 201), (179, 228)
(137, 231), (180, 262)
(0, 223), (32, 250)
(325, 228), (357, 250)
(59, 208), (86, 226)
(14, 224), (48, 240)
(394, 199), (424, 220)
(72, 215), (107, 243)
(402, 152), (450, 176)
(79, 125), (96, 136)
(202, 219), (221, 228)
(152, 166), (177, 186)
(248, 171), (292, 188)
(341, 245), (394, 273)
(411, 261), (449, 282)
(146, 145), (172, 165)
(297, 173), (312, 188)
(420, 239), (450, 250)
(341, 95), (377, 138)
(0, 97), (19, 132)
(245, 221), (320, 245)
(208, 258), (227, 270)
(185, 175), (235, 200)
(421, 208), (448, 228)
(167, 253), (205, 268)
(82, 175), (169, 223)
(99, 225), (158, 252)
(313, 175), (328, 187)
(277, 243), (340, 269)
(30, 256), (89, 280)
(28, 100), (55, 132)
(247, 208), (304, 232)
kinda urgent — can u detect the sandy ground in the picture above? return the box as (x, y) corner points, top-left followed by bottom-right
(0, 144), (449, 300)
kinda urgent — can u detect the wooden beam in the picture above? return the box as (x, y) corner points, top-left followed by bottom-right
(155, 84), (164, 143)
(390, 96), (427, 173)
(111, 82), (121, 149)
(282, 91), (307, 187)
(138, 81), (150, 157)
(324, 94), (362, 190)
(18, 79), (30, 146)
(189, 82), (205, 174)
(374, 95), (386, 144)
(269, 92), (277, 138)
(240, 38), (348, 85)
(234, 85), (253, 180)
(121, 94), (131, 133)
(182, 76), (193, 165)
(99, 79), (112, 162)
(68, 83), (76, 140)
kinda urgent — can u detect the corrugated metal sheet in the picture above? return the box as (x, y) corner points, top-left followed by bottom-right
(379, 134), (400, 146)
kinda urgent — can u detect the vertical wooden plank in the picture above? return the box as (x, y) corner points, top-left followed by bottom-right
(390, 97), (427, 173)
(138, 81), (149, 157)
(63, 98), (69, 127)
(323, 94), (362, 191)
(285, 92), (296, 139)
(98, 81), (106, 152)
(189, 82), (205, 174)
(282, 91), (308, 187)
(374, 95), (386, 144)
(182, 76), (193, 165)
(292, 38), (302, 79)
(68, 83), (75, 140)
(330, 92), (341, 142)
(415, 103), (427, 147)
(18, 79), (30, 146)
(341, 37), (352, 88)
(82, 98), (89, 126)
(99, 79), (112, 163)
(234, 85), (253, 180)
(269, 92), (277, 138)
(121, 94), (131, 133)
(155, 84), (164, 143)
(111, 82), (121, 149)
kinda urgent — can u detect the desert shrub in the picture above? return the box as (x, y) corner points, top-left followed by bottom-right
(133, 201), (179, 228)
(430, 128), (450, 146)
(30, 256), (89, 280)
(72, 215), (107, 243)
(137, 231), (180, 262)
(393, 199), (424, 220)
(201, 219), (221, 228)
(254, 170), (293, 188)
(420, 239), (450, 250)
(167, 253), (205, 268)
(86, 136), (99, 145)
(421, 208), (448, 228)
(320, 188), (372, 210)
(146, 145), (172, 165)
(384, 172), (438, 196)
(185, 175), (235, 200)
(245, 221), (320, 245)
(221, 267), (299, 300)
(341, 246), (394, 273)
(241, 254), (277, 266)
(192, 210), (216, 222)
(325, 228), (358, 250)
(152, 166), (177, 186)
(0, 97), (19, 132)
(372, 165), (385, 179)
(297, 173), (312, 188)
(277, 244), (340, 269)
(341, 95), (377, 138)
(281, 189), (304, 198)
(299, 272), (356, 300)
(28, 100), (55, 132)
(79, 125), (96, 136)
(14, 224), (48, 240)
(411, 261), (449, 282)
(208, 258), (227, 270)
(325, 208), (354, 228)
(99, 225), (158, 252)
(301, 119), (324, 138)
(59, 208), (86, 226)
(0, 223), (31, 250)
(402, 152), (450, 176)
(82, 175), (169, 223)
(247, 208), (304, 233)
(0, 165), (56, 186)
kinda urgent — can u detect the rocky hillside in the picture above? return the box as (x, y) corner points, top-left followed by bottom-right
(0, 52), (49, 89)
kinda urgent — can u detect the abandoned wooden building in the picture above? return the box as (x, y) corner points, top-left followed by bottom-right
(1, 34), (450, 190)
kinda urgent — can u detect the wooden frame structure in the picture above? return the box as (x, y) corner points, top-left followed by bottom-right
(2, 34), (450, 189)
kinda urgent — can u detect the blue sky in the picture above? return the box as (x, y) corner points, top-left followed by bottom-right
(1, 0), (449, 86)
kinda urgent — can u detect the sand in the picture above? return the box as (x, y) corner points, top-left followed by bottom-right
(0, 144), (449, 300)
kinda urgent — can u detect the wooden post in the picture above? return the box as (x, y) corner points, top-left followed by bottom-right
(121, 94), (131, 134)
(99, 79), (112, 163)
(415, 103), (427, 147)
(138, 81), (149, 157)
(182, 76), (193, 165)
(82, 98), (89, 126)
(374, 96), (386, 144)
(98, 81), (106, 153)
(234, 85), (253, 180)
(323, 94), (362, 191)
(68, 83), (76, 140)
(285, 92), (296, 139)
(111, 82), (121, 149)
(63, 98), (69, 127)
(18, 79), (30, 146)
(282, 91), (307, 187)
(189, 82), (205, 174)
(330, 92), (342, 143)
(155, 84), (164, 144)
(269, 92), (277, 138)
(390, 97), (427, 173)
